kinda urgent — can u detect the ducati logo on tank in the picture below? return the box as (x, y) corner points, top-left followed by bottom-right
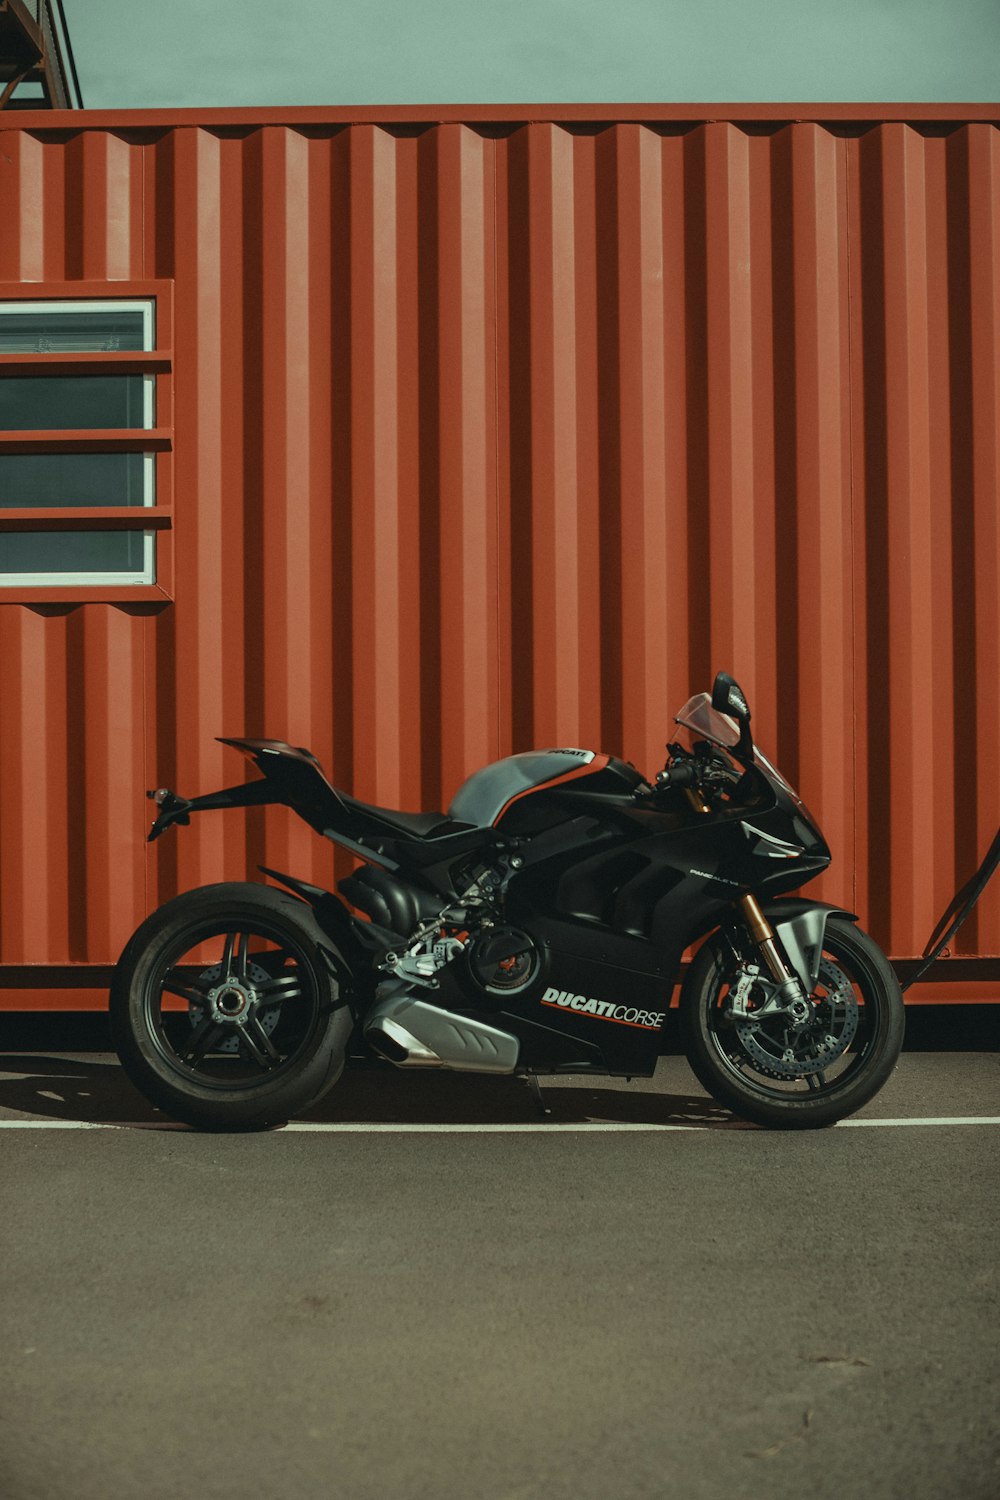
(540, 987), (665, 1030)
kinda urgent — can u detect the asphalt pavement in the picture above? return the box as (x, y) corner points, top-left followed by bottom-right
(1, 1047), (998, 1500)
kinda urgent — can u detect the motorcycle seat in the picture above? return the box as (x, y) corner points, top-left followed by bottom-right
(338, 793), (476, 841)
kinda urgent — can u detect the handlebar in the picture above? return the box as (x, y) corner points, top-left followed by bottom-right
(655, 759), (700, 790)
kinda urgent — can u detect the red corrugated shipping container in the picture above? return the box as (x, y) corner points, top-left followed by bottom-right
(0, 104), (997, 1010)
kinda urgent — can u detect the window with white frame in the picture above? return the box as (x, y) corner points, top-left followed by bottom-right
(0, 298), (162, 589)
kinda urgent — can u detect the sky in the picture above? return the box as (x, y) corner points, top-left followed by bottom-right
(66, 0), (999, 110)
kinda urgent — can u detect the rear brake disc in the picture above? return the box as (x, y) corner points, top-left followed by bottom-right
(188, 960), (281, 1056)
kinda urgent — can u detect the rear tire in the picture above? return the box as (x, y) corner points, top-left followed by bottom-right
(681, 916), (905, 1129)
(110, 883), (354, 1130)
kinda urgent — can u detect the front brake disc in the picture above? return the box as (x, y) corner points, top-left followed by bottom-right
(733, 959), (859, 1078)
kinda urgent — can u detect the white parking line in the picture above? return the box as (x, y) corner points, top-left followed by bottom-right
(0, 1116), (998, 1132)
(836, 1116), (1000, 1128)
(282, 1116), (1000, 1132)
(0, 1119), (126, 1130)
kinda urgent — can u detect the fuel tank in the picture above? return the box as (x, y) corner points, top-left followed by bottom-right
(448, 749), (646, 829)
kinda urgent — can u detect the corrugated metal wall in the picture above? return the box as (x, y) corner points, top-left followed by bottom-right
(0, 107), (998, 1007)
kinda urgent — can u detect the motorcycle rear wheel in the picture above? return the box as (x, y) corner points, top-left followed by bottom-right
(110, 883), (353, 1130)
(681, 916), (905, 1129)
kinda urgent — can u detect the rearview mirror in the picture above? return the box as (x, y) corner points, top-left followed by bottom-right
(711, 672), (750, 723)
(711, 672), (755, 762)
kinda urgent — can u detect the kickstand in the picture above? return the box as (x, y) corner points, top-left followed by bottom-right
(524, 1073), (551, 1118)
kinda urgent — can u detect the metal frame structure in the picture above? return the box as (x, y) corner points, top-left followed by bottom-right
(0, 0), (82, 111)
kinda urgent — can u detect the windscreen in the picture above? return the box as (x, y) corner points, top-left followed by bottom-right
(674, 690), (817, 823)
(674, 692), (740, 749)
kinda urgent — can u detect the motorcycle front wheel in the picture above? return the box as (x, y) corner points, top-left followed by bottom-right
(110, 883), (354, 1130)
(680, 916), (905, 1129)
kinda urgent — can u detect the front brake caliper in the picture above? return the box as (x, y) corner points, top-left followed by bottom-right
(722, 964), (761, 1022)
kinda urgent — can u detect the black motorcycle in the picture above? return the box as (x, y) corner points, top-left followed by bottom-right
(110, 672), (905, 1130)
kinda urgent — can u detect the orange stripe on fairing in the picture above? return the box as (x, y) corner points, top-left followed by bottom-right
(492, 753), (611, 827)
(539, 995), (661, 1030)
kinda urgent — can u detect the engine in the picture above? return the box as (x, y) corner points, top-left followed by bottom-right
(337, 865), (440, 937)
(466, 926), (541, 995)
(338, 863), (540, 999)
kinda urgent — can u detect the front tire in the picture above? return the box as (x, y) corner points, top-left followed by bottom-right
(680, 916), (905, 1128)
(110, 883), (354, 1130)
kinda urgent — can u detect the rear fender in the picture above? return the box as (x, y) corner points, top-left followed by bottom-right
(761, 899), (859, 993)
(257, 866), (373, 991)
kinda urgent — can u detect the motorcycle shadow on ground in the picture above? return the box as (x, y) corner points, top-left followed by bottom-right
(0, 1052), (742, 1130)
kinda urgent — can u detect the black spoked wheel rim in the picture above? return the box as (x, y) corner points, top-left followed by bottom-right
(142, 916), (325, 1092)
(707, 932), (887, 1102)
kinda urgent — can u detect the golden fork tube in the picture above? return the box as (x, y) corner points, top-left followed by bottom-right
(738, 893), (794, 985)
(684, 788), (711, 815)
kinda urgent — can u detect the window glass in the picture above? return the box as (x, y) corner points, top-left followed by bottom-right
(0, 299), (158, 588)
(0, 307), (147, 353)
(0, 453), (147, 507)
(0, 375), (148, 431)
(0, 530), (149, 577)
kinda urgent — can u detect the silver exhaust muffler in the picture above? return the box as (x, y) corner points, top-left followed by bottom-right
(365, 987), (519, 1074)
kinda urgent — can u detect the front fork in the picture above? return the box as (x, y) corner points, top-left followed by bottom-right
(733, 894), (813, 1024)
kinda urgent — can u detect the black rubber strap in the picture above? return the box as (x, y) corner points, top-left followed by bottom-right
(902, 824), (1000, 990)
